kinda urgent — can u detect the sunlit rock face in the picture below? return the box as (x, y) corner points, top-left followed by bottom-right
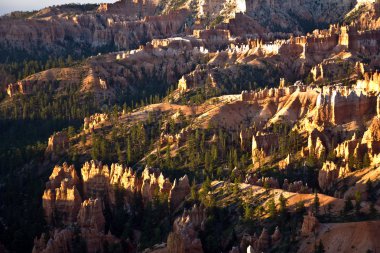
(45, 131), (69, 161)
(0, 7), (190, 54)
(42, 164), (82, 224)
(315, 87), (377, 125)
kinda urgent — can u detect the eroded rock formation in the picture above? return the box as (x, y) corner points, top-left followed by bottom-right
(307, 129), (328, 159)
(318, 161), (340, 192)
(81, 161), (110, 200)
(77, 198), (105, 233)
(252, 132), (279, 165)
(301, 211), (319, 236)
(169, 175), (190, 210)
(0, 7), (190, 53)
(84, 113), (109, 132)
(240, 227), (281, 253)
(45, 131), (69, 161)
(167, 204), (205, 253)
(42, 164), (82, 224)
(32, 229), (73, 253)
(314, 86), (377, 125)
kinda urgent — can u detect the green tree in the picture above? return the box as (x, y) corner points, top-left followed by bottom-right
(201, 177), (212, 196)
(190, 179), (198, 201)
(233, 178), (240, 195)
(81, 134), (86, 145)
(354, 191), (361, 215)
(243, 202), (253, 221)
(363, 153), (371, 168)
(67, 126), (76, 138)
(313, 192), (320, 216)
(116, 143), (124, 163)
(267, 198), (277, 218)
(279, 193), (287, 214)
(126, 137), (132, 164)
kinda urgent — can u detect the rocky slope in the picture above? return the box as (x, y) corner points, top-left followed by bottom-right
(3, 1), (380, 253)
(0, 0), (368, 58)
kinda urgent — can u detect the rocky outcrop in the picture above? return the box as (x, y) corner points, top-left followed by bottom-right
(177, 65), (214, 92)
(167, 204), (205, 253)
(80, 161), (186, 209)
(193, 29), (230, 51)
(45, 163), (80, 190)
(278, 154), (291, 169)
(357, 71), (380, 93)
(0, 7), (190, 54)
(362, 116), (380, 143)
(77, 198), (105, 233)
(240, 128), (254, 151)
(241, 86), (300, 102)
(169, 175), (190, 210)
(33, 227), (119, 253)
(252, 132), (279, 165)
(307, 129), (328, 159)
(245, 0), (355, 30)
(46, 160), (187, 215)
(271, 227), (282, 244)
(311, 60), (362, 85)
(330, 117), (380, 168)
(282, 179), (311, 193)
(6, 81), (33, 97)
(97, 0), (160, 17)
(256, 228), (270, 252)
(45, 131), (69, 161)
(301, 211), (319, 236)
(38, 163), (127, 252)
(84, 113), (109, 132)
(32, 229), (73, 253)
(256, 177), (279, 189)
(81, 161), (110, 199)
(108, 163), (139, 203)
(240, 227), (281, 253)
(315, 87), (377, 125)
(318, 161), (340, 192)
(140, 167), (173, 203)
(334, 134), (362, 161)
(42, 164), (82, 224)
(42, 180), (82, 225)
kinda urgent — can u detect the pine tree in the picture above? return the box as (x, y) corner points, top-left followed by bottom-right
(233, 178), (240, 195)
(279, 193), (287, 214)
(190, 179), (198, 201)
(165, 144), (171, 168)
(267, 198), (277, 218)
(363, 153), (370, 168)
(201, 177), (212, 195)
(313, 192), (320, 216)
(116, 143), (124, 163)
(126, 137), (132, 164)
(243, 203), (252, 221)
